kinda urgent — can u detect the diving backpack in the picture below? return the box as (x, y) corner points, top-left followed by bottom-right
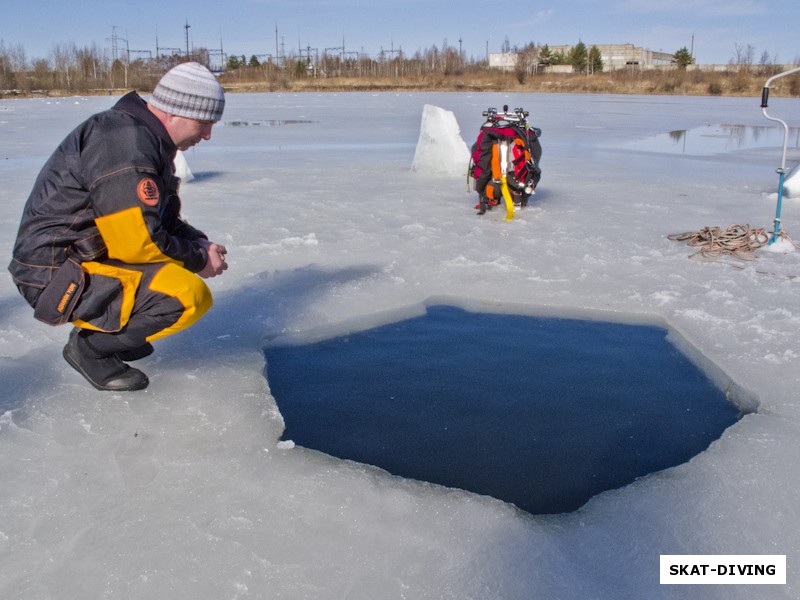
(468, 105), (542, 216)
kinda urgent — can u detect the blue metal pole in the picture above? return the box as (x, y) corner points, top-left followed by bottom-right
(773, 169), (786, 240)
(761, 66), (800, 244)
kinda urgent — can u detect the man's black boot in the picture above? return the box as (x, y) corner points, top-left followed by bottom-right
(117, 342), (154, 362)
(63, 329), (149, 391)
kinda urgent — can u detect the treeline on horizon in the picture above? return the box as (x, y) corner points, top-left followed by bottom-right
(1, 37), (798, 97)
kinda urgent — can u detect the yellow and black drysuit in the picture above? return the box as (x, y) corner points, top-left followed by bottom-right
(8, 92), (213, 355)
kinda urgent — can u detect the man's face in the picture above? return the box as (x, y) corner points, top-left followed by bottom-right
(167, 115), (215, 151)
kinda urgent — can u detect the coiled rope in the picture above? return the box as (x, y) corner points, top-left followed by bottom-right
(668, 224), (771, 262)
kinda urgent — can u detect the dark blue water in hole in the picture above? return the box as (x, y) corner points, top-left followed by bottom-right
(264, 305), (742, 514)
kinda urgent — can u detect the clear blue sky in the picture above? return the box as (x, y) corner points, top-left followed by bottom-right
(3, 0), (799, 66)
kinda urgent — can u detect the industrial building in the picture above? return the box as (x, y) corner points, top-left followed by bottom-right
(490, 43), (677, 72)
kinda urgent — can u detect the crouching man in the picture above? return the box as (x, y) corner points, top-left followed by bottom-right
(8, 62), (229, 391)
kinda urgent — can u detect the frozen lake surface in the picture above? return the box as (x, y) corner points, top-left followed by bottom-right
(1, 90), (799, 599)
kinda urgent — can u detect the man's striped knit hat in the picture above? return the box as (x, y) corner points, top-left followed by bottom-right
(149, 62), (225, 123)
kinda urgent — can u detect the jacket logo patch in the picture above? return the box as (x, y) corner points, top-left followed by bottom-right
(57, 283), (78, 313)
(137, 177), (160, 206)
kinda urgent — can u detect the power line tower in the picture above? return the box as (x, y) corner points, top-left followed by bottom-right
(107, 26), (130, 87)
(184, 19), (191, 58)
(109, 26), (123, 63)
(274, 24), (286, 67)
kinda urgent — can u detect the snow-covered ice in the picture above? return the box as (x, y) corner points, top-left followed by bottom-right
(1, 91), (799, 599)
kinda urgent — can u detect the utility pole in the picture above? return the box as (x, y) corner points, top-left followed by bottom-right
(184, 19), (191, 58)
(155, 28), (181, 61)
(300, 45), (319, 77)
(208, 35), (225, 71)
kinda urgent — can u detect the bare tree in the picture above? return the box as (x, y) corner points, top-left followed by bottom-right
(731, 42), (755, 68)
(31, 58), (52, 90)
(515, 43), (540, 83)
(0, 41), (27, 90)
(50, 42), (76, 88)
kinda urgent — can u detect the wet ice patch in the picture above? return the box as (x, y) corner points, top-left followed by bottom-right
(620, 124), (800, 156)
